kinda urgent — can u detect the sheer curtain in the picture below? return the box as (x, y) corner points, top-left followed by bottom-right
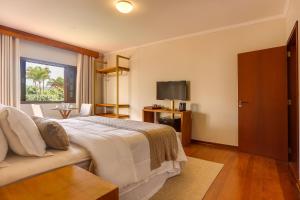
(0, 34), (20, 108)
(76, 54), (95, 113)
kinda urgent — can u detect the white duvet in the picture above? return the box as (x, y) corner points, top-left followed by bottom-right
(57, 117), (187, 188)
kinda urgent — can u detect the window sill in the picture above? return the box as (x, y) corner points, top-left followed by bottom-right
(21, 101), (75, 104)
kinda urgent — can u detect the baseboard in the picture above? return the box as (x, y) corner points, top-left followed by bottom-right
(191, 139), (238, 151)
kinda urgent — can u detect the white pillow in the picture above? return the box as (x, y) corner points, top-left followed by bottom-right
(0, 107), (46, 156)
(0, 128), (8, 162)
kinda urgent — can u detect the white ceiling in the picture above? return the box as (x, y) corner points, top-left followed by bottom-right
(0, 0), (287, 52)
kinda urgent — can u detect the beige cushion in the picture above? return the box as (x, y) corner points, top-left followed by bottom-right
(0, 106), (46, 156)
(0, 127), (8, 165)
(0, 143), (90, 187)
(32, 116), (70, 150)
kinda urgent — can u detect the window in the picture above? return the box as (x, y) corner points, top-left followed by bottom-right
(20, 57), (77, 103)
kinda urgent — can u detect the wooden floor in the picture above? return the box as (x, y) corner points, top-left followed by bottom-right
(184, 143), (300, 200)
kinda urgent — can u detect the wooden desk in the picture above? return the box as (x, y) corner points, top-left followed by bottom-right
(0, 166), (118, 200)
(143, 108), (192, 146)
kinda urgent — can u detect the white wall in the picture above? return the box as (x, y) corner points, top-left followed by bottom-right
(286, 0), (300, 37)
(19, 40), (78, 118)
(104, 18), (286, 146)
(285, 0), (300, 179)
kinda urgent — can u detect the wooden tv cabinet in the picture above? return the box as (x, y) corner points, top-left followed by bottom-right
(143, 108), (192, 146)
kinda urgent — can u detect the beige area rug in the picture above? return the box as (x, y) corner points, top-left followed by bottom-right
(150, 157), (224, 200)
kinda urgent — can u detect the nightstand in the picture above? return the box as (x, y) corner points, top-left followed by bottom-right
(0, 166), (118, 200)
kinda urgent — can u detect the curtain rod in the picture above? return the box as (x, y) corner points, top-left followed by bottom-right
(0, 24), (101, 58)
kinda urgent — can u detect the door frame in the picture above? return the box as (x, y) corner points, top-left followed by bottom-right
(287, 21), (299, 180)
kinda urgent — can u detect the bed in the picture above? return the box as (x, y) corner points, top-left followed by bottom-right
(0, 115), (187, 200)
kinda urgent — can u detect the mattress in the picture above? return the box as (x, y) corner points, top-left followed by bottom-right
(0, 143), (91, 187)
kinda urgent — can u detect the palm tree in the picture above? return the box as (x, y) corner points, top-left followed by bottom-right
(41, 67), (50, 93)
(26, 66), (51, 94)
(26, 66), (39, 88)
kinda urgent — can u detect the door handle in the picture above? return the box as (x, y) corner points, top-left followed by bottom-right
(238, 100), (249, 108)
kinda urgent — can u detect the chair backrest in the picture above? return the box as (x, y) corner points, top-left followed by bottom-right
(80, 104), (92, 117)
(31, 104), (44, 117)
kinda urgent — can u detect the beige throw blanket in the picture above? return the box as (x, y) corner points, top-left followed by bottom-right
(77, 116), (178, 170)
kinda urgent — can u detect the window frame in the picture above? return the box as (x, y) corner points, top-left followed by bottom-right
(20, 57), (77, 104)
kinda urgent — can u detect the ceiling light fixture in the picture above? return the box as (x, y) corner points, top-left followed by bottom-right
(115, 0), (133, 14)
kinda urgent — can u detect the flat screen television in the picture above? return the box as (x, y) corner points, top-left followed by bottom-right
(157, 81), (188, 100)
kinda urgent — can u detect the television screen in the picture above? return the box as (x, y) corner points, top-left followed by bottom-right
(157, 81), (188, 100)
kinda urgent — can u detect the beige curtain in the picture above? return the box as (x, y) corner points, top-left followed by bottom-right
(76, 54), (95, 113)
(0, 35), (20, 108)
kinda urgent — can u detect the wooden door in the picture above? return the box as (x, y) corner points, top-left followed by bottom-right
(238, 46), (288, 161)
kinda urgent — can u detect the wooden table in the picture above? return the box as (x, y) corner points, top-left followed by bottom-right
(0, 166), (119, 200)
(143, 108), (192, 146)
(52, 107), (78, 119)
